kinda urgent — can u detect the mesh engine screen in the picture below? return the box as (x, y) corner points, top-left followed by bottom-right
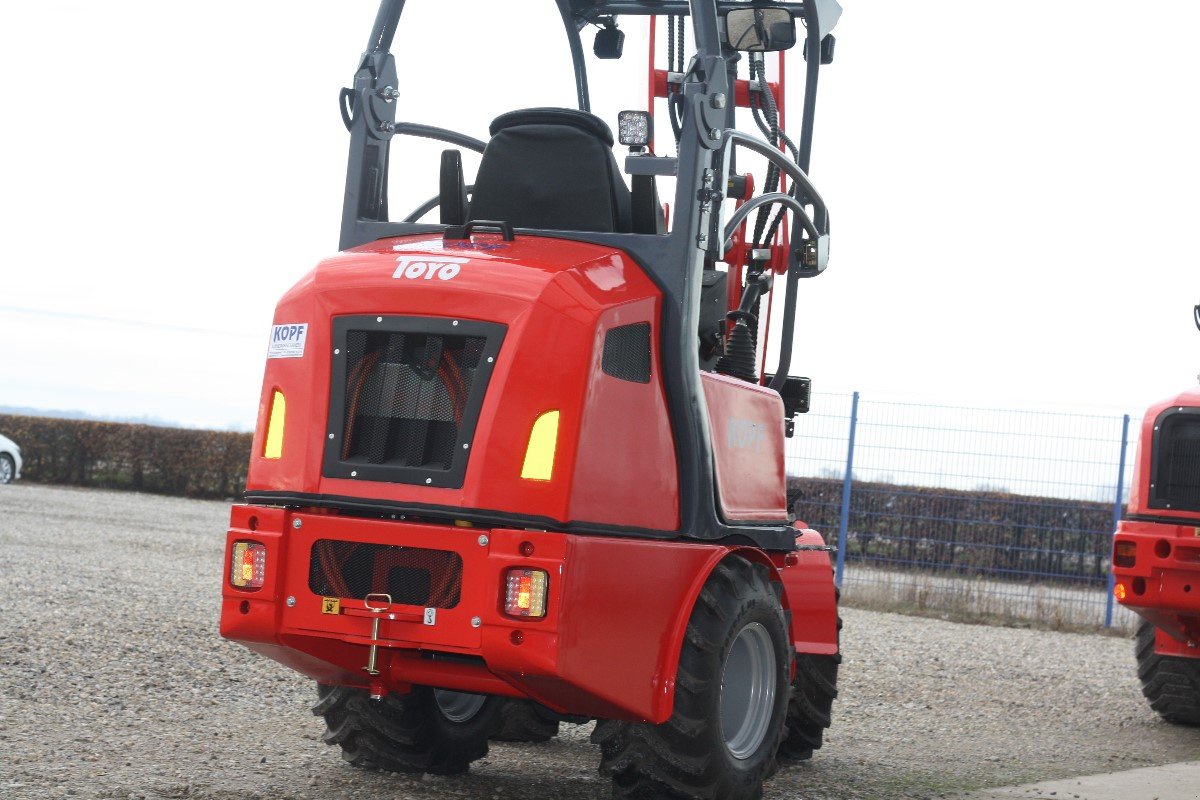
(340, 330), (486, 471)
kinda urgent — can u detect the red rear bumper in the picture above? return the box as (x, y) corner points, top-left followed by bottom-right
(1113, 519), (1200, 657)
(219, 504), (741, 722)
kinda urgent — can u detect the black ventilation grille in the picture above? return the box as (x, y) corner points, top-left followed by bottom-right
(602, 322), (651, 383)
(1150, 409), (1200, 512)
(325, 316), (505, 488)
(341, 329), (483, 467)
(309, 539), (463, 607)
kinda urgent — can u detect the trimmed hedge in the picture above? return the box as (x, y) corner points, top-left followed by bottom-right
(789, 477), (1115, 586)
(0, 414), (252, 500)
(0, 413), (1118, 584)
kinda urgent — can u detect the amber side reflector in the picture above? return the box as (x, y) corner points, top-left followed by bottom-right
(263, 390), (286, 459)
(1114, 583), (1127, 602)
(1114, 541), (1137, 568)
(520, 410), (560, 481)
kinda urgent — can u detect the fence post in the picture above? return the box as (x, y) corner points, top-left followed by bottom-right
(835, 391), (859, 588)
(1105, 413), (1131, 628)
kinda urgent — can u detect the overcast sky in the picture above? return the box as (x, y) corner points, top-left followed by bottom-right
(1, 1), (1196, 431)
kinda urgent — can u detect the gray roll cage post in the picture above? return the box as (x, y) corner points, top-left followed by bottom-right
(335, 0), (840, 550)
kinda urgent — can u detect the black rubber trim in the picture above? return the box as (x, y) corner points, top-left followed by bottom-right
(242, 491), (796, 550)
(1124, 513), (1200, 527)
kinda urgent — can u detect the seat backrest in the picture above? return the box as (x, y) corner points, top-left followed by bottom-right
(468, 108), (632, 233)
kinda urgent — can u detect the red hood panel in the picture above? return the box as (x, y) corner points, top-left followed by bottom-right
(247, 234), (680, 532)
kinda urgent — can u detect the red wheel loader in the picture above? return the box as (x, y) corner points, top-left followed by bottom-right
(219, 2), (842, 797)
(1113, 304), (1200, 726)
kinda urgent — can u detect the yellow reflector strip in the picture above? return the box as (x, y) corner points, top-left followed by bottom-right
(263, 390), (286, 459)
(520, 410), (559, 481)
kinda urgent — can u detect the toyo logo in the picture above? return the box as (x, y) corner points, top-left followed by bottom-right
(393, 256), (467, 281)
(727, 419), (767, 453)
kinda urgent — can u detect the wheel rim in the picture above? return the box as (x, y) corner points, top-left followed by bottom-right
(433, 689), (487, 723)
(720, 622), (776, 760)
(0, 458), (11, 483)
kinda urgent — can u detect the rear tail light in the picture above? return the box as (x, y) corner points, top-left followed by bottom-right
(1114, 540), (1137, 568)
(504, 568), (548, 618)
(231, 541), (267, 590)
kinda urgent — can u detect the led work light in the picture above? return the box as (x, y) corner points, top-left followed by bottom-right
(230, 541), (267, 590)
(617, 110), (652, 148)
(504, 568), (548, 618)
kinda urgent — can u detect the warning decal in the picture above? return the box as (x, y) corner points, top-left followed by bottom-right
(267, 323), (308, 359)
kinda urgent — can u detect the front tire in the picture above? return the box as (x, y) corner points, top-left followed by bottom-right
(594, 557), (790, 800)
(0, 454), (13, 484)
(314, 684), (502, 775)
(1136, 621), (1200, 726)
(490, 699), (561, 742)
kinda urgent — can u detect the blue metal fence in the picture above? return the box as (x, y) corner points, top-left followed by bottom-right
(785, 391), (1141, 629)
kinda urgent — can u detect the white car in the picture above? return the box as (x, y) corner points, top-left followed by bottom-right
(0, 434), (21, 484)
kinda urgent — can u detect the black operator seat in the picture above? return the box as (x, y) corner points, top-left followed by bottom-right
(467, 108), (634, 233)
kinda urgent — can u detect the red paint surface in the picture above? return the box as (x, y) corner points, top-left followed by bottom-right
(651, 69), (779, 111)
(1114, 386), (1200, 658)
(246, 234), (678, 532)
(1126, 387), (1200, 523)
(701, 372), (787, 521)
(1113, 517), (1200, 657)
(220, 506), (839, 720)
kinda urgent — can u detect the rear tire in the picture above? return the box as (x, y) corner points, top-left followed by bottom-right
(779, 601), (840, 761)
(0, 454), (13, 484)
(593, 557), (789, 800)
(314, 683), (502, 775)
(1136, 621), (1200, 726)
(490, 699), (561, 742)
(778, 648), (839, 759)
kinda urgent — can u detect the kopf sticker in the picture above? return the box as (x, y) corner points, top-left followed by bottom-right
(267, 323), (308, 358)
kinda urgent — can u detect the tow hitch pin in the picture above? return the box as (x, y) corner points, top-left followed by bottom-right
(363, 593), (392, 677)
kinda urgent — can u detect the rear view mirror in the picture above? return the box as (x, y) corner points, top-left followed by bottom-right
(724, 8), (797, 52)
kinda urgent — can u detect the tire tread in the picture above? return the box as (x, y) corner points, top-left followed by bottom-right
(1136, 621), (1200, 726)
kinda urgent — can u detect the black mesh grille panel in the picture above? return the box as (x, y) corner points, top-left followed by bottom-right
(341, 330), (484, 469)
(309, 539), (463, 607)
(324, 317), (505, 488)
(1151, 411), (1200, 512)
(602, 322), (651, 383)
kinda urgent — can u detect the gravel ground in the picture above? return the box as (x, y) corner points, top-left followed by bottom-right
(2, 483), (1198, 800)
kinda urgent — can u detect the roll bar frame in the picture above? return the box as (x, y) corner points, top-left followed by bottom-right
(334, 0), (841, 549)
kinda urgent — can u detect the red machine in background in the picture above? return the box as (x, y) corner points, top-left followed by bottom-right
(220, 2), (843, 798)
(1113, 303), (1200, 726)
